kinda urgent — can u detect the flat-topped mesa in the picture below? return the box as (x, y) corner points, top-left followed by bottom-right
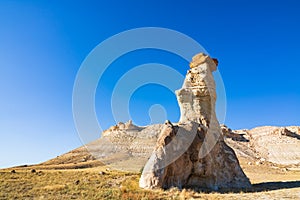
(176, 53), (219, 126)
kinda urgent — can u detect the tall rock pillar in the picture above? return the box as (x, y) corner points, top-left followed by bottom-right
(139, 53), (251, 190)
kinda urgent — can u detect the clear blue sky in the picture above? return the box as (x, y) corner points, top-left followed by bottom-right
(1, 0), (300, 168)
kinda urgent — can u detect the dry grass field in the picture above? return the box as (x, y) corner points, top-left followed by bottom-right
(1, 158), (300, 200)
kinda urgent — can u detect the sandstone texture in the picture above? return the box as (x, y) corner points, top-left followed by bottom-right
(139, 53), (251, 190)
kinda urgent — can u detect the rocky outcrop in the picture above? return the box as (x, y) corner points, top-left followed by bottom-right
(139, 53), (251, 190)
(103, 120), (142, 135)
(220, 124), (249, 142)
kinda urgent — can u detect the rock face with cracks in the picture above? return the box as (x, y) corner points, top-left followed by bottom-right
(139, 53), (251, 190)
